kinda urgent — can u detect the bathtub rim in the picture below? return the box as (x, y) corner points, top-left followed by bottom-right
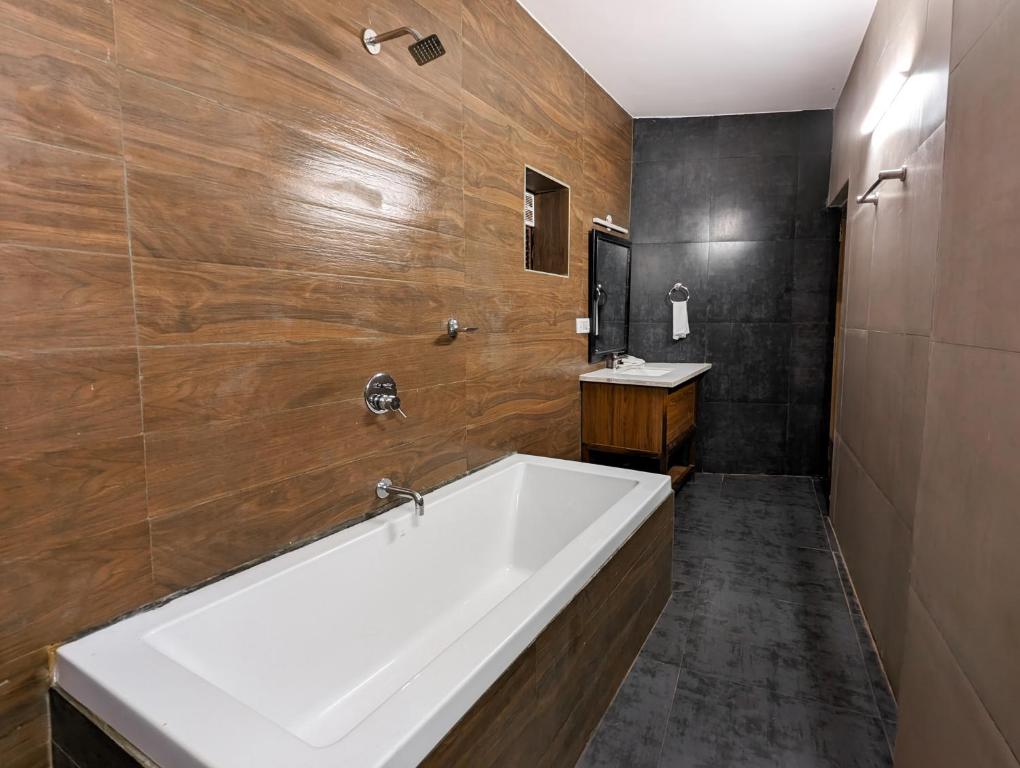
(54, 453), (672, 768)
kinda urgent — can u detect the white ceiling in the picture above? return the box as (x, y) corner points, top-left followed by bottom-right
(515, 0), (878, 118)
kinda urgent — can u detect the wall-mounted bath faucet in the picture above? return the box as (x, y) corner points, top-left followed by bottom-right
(365, 373), (406, 417)
(376, 478), (425, 516)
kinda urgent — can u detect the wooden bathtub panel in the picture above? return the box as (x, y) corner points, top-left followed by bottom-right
(421, 495), (674, 767)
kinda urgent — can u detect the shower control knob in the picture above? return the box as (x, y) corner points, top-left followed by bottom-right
(365, 373), (407, 418)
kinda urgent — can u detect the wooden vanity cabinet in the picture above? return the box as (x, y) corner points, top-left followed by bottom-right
(581, 379), (700, 488)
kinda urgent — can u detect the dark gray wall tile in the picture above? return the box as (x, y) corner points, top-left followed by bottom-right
(633, 116), (717, 162)
(629, 321), (707, 363)
(699, 402), (788, 473)
(704, 323), (791, 403)
(716, 112), (800, 157)
(631, 158), (712, 243)
(707, 241), (793, 322)
(628, 111), (838, 475)
(711, 155), (798, 241)
(790, 322), (834, 403)
(788, 403), (829, 475)
(797, 152), (841, 238)
(792, 238), (839, 321)
(630, 242), (709, 323)
(798, 109), (834, 154)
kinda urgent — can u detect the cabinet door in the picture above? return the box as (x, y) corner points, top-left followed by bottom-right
(582, 383), (663, 453)
(666, 382), (696, 446)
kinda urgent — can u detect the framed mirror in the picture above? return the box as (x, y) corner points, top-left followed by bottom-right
(588, 229), (632, 363)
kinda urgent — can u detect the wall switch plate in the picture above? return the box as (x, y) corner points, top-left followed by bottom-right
(576, 318), (590, 334)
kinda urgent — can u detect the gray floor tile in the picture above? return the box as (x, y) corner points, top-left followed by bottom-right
(698, 549), (842, 603)
(577, 654), (680, 768)
(577, 474), (894, 768)
(642, 590), (698, 665)
(659, 670), (892, 768)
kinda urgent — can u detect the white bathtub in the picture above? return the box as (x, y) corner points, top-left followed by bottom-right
(55, 454), (671, 768)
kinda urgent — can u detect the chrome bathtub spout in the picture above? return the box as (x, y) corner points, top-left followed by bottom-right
(376, 478), (425, 516)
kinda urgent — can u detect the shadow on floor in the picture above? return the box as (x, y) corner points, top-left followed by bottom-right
(577, 473), (897, 768)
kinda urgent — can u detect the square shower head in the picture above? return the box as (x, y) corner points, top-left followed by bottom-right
(408, 34), (445, 65)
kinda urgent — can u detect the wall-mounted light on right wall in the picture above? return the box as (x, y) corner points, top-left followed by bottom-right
(860, 70), (909, 134)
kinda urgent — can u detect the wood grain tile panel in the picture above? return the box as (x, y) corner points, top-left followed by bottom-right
(467, 335), (586, 421)
(466, 395), (580, 466)
(120, 73), (463, 237)
(145, 382), (466, 516)
(0, 137), (127, 253)
(114, 0), (462, 162)
(463, 93), (582, 209)
(150, 427), (467, 590)
(463, 41), (582, 155)
(132, 258), (461, 345)
(0, 245), (135, 351)
(178, 0), (463, 103)
(140, 335), (466, 431)
(583, 75), (632, 156)
(0, 25), (120, 155)
(126, 169), (464, 285)
(0, 649), (50, 768)
(465, 284), (582, 337)
(0, 350), (141, 458)
(463, 0), (585, 125)
(0, 436), (147, 562)
(0, 520), (153, 661)
(0, 0), (114, 60)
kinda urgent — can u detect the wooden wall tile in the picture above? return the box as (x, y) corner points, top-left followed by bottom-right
(467, 335), (587, 420)
(120, 73), (463, 237)
(125, 169), (464, 285)
(178, 0), (464, 104)
(149, 427), (467, 590)
(0, 520), (153, 661)
(114, 0), (461, 159)
(0, 137), (127, 254)
(463, 0), (585, 131)
(140, 336), (466, 431)
(0, 351), (141, 457)
(144, 382), (466, 516)
(0, 649), (51, 768)
(0, 0), (114, 61)
(0, 437), (147, 562)
(0, 25), (121, 155)
(0, 246), (135, 351)
(132, 258), (461, 345)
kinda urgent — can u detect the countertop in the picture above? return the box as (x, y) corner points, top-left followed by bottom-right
(579, 362), (712, 389)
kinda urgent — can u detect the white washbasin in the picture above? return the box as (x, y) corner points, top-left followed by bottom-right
(612, 366), (673, 377)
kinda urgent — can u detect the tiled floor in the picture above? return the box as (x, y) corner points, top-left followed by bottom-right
(577, 473), (897, 768)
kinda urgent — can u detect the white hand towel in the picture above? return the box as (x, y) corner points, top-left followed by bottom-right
(672, 301), (689, 340)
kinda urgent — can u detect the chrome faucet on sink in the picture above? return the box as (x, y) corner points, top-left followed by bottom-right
(376, 478), (425, 516)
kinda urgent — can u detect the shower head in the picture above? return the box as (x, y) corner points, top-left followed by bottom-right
(362, 27), (446, 66)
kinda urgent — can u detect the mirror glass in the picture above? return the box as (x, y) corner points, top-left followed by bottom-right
(524, 167), (570, 276)
(588, 230), (631, 362)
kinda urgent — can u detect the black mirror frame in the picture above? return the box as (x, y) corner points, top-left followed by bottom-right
(588, 229), (632, 364)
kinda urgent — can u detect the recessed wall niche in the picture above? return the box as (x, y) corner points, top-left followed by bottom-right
(524, 166), (570, 276)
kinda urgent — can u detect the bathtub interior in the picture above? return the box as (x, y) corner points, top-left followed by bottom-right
(140, 460), (640, 748)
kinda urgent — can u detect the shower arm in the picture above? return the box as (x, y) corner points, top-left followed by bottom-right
(365, 26), (423, 45)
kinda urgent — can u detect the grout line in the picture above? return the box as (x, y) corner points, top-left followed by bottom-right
(0, 131), (121, 162)
(109, 0), (157, 598)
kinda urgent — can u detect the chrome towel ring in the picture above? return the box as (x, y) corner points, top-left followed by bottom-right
(668, 282), (690, 303)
